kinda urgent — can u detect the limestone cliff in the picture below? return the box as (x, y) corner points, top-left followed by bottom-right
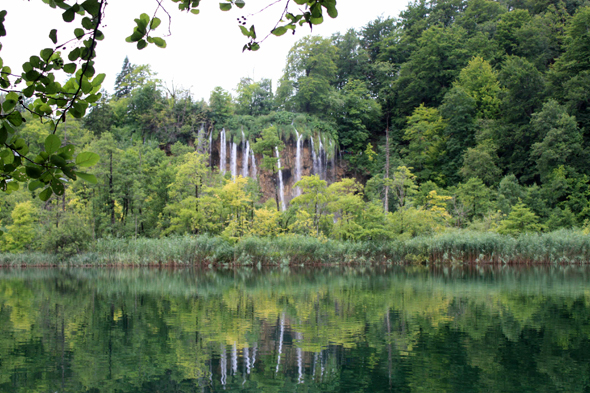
(210, 128), (346, 209)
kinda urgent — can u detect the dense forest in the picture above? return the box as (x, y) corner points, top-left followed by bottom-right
(2, 0), (590, 255)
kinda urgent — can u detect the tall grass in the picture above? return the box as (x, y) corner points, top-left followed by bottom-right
(1, 229), (590, 266)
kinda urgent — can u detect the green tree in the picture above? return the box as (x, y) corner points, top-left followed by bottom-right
(276, 36), (338, 114)
(2, 201), (38, 253)
(290, 175), (329, 237)
(234, 78), (274, 116)
(454, 57), (501, 119)
(496, 202), (544, 235)
(403, 104), (447, 183)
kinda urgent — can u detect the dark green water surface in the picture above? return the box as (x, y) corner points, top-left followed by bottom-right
(1, 266), (590, 392)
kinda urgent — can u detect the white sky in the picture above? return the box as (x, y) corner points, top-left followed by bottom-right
(2, 0), (408, 101)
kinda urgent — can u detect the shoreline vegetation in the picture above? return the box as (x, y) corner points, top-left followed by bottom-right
(2, 229), (590, 267)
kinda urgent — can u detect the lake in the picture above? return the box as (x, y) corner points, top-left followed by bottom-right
(0, 266), (589, 392)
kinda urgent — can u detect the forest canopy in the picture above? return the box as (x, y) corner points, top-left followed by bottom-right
(2, 0), (590, 254)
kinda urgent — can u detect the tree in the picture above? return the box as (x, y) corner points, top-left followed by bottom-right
(234, 78), (274, 116)
(276, 36), (338, 114)
(403, 104), (447, 183)
(1, 201), (38, 253)
(496, 202), (543, 235)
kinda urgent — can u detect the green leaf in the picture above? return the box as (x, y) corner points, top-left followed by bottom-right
(12, 167), (27, 182)
(75, 151), (100, 167)
(81, 17), (94, 30)
(40, 48), (53, 61)
(25, 166), (43, 179)
(28, 180), (44, 191)
(137, 39), (147, 50)
(325, 4), (338, 18)
(62, 7), (75, 22)
(49, 29), (58, 44)
(271, 26), (288, 37)
(74, 28), (85, 39)
(81, 0), (100, 16)
(2, 92), (18, 113)
(190, 9), (200, 14)
(152, 37), (167, 48)
(13, 138), (28, 156)
(45, 134), (61, 155)
(22, 85), (35, 98)
(150, 17), (161, 30)
(63, 63), (77, 74)
(6, 181), (19, 193)
(39, 187), (53, 201)
(75, 171), (97, 184)
(68, 48), (81, 61)
(51, 179), (65, 196)
(239, 25), (250, 37)
(235, 0), (245, 8)
(0, 149), (14, 165)
(219, 3), (232, 11)
(50, 155), (67, 167)
(92, 73), (105, 87)
(58, 144), (75, 159)
(7, 112), (23, 127)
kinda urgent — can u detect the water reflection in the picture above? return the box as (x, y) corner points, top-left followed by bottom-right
(0, 266), (589, 392)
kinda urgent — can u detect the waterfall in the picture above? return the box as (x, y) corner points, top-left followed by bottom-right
(318, 138), (324, 180)
(311, 137), (319, 177)
(243, 133), (250, 179)
(330, 140), (336, 182)
(251, 148), (257, 178)
(220, 128), (226, 175)
(231, 140), (238, 178)
(295, 130), (303, 196)
(275, 147), (286, 211)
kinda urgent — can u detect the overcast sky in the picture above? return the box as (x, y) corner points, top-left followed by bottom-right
(2, 0), (408, 101)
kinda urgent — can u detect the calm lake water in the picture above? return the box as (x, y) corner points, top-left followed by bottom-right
(1, 266), (590, 392)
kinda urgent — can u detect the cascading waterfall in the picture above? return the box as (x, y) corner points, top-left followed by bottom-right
(220, 128), (226, 174)
(311, 137), (319, 177)
(295, 130), (303, 196)
(318, 138), (324, 180)
(242, 130), (249, 178)
(231, 139), (238, 178)
(250, 148), (257, 178)
(243, 140), (250, 178)
(275, 147), (286, 211)
(330, 140), (336, 182)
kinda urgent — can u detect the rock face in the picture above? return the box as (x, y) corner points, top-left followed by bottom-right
(211, 128), (345, 209)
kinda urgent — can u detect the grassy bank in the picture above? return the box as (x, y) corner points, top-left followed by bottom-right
(1, 229), (590, 266)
